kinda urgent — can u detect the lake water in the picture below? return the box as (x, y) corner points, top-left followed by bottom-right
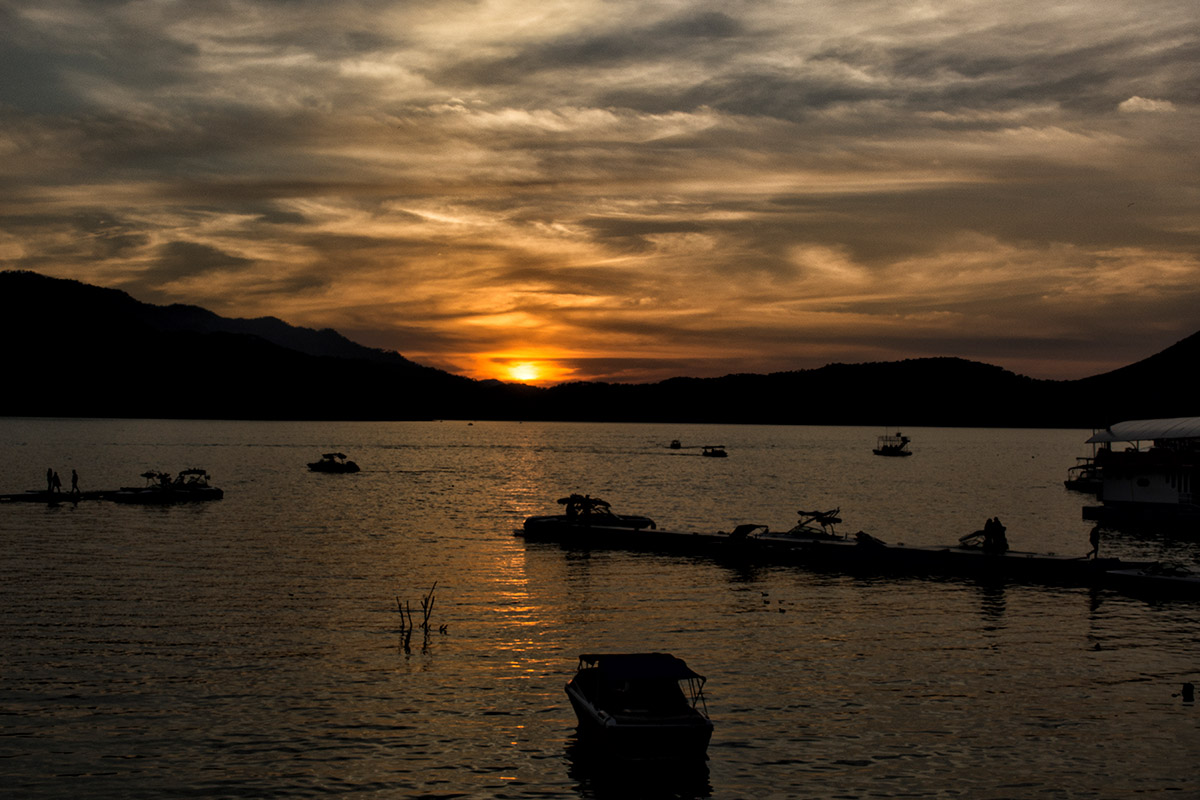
(1, 419), (1197, 798)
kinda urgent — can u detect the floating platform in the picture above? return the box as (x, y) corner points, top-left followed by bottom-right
(2, 486), (223, 505)
(0, 490), (111, 504)
(518, 517), (1200, 598)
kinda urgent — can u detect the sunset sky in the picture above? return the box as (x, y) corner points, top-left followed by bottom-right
(2, 1), (1197, 385)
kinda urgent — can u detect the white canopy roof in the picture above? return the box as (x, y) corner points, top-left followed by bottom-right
(1087, 417), (1200, 444)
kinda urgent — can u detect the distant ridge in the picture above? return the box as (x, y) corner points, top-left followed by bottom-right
(0, 270), (514, 420)
(1, 270), (1192, 426)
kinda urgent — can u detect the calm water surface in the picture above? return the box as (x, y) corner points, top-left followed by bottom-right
(1, 420), (1197, 798)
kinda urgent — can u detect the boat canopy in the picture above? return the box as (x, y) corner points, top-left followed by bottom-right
(578, 653), (705, 682)
(1087, 417), (1200, 444)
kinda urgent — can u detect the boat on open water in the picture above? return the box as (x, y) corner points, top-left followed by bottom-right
(308, 452), (360, 473)
(565, 653), (713, 759)
(873, 430), (912, 457)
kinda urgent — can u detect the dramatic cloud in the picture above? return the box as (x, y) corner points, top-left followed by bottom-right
(1118, 96), (1178, 113)
(2, 0), (1198, 384)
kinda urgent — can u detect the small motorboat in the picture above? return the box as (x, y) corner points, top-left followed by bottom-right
(873, 430), (912, 457)
(778, 507), (845, 540)
(669, 439), (682, 449)
(521, 494), (656, 539)
(108, 469), (224, 504)
(565, 653), (713, 759)
(1063, 456), (1101, 493)
(701, 445), (727, 458)
(308, 452), (360, 473)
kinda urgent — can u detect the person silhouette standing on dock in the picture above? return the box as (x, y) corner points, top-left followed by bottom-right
(70, 469), (80, 497)
(1087, 524), (1101, 559)
(50, 471), (62, 494)
(46, 467), (54, 494)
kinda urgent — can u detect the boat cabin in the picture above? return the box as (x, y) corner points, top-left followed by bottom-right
(1084, 417), (1200, 524)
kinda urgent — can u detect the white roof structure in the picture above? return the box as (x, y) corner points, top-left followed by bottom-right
(1087, 417), (1200, 444)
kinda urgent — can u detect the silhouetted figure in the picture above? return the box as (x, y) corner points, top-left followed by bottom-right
(51, 471), (62, 494)
(1087, 524), (1101, 559)
(46, 467), (53, 493)
(982, 517), (1008, 553)
(981, 517), (996, 550)
(70, 469), (80, 496)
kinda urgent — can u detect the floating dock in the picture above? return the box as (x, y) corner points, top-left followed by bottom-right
(0, 490), (112, 504)
(517, 517), (1200, 598)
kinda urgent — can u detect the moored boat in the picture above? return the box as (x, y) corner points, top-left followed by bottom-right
(759, 507), (845, 541)
(521, 494), (656, 540)
(565, 653), (713, 759)
(108, 469), (223, 504)
(1064, 456), (1102, 494)
(308, 452), (360, 473)
(1081, 417), (1200, 527)
(701, 445), (727, 458)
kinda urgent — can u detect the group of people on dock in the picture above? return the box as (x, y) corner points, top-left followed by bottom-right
(980, 517), (1009, 553)
(45, 467), (79, 497)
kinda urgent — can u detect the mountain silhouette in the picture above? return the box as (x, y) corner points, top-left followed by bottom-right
(1, 270), (1189, 426)
(0, 270), (523, 420)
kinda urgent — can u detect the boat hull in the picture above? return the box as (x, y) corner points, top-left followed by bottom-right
(565, 685), (712, 760)
(108, 487), (224, 504)
(522, 513), (656, 541)
(308, 461), (360, 473)
(1083, 500), (1200, 528)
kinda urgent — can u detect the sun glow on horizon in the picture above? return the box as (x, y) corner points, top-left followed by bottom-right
(509, 362), (542, 383)
(470, 354), (576, 386)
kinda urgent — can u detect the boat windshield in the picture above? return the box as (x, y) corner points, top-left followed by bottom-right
(576, 653), (708, 709)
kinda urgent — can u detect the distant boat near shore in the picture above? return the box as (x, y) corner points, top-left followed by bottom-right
(873, 430), (912, 457)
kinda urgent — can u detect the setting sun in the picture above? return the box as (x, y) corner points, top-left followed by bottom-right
(509, 363), (542, 383)
(472, 355), (576, 386)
